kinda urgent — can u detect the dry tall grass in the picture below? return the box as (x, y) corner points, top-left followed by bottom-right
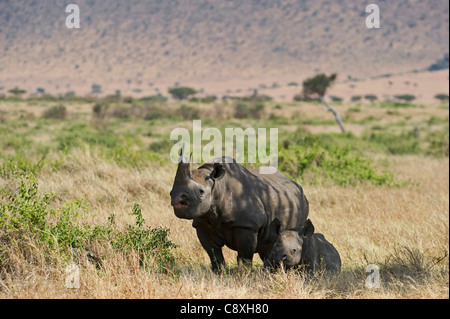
(1, 149), (448, 299)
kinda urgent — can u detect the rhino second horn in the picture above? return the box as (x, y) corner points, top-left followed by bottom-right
(187, 152), (193, 178)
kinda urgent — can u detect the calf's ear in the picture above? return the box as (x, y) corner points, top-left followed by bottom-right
(269, 218), (282, 241)
(300, 219), (315, 237)
(211, 163), (225, 180)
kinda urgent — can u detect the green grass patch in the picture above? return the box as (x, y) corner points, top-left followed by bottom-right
(279, 130), (394, 186)
(0, 173), (177, 274)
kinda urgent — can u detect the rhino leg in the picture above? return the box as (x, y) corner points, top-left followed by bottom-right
(234, 227), (258, 267)
(196, 227), (225, 271)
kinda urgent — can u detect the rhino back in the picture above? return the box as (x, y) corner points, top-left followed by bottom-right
(200, 159), (308, 229)
(314, 234), (341, 272)
(249, 168), (309, 229)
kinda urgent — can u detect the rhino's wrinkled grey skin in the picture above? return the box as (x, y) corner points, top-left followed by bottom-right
(170, 152), (309, 271)
(263, 219), (341, 274)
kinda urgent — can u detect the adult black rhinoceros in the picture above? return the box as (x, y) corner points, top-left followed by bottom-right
(170, 151), (309, 271)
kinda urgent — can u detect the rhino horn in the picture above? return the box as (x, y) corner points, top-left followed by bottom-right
(175, 144), (193, 182)
(178, 143), (186, 163)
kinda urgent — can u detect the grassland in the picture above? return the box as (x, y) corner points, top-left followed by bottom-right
(0, 96), (448, 298)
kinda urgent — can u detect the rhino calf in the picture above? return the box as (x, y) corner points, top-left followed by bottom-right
(264, 219), (341, 275)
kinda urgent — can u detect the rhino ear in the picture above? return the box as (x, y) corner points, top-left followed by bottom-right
(300, 219), (314, 237)
(211, 163), (225, 181)
(269, 218), (282, 240)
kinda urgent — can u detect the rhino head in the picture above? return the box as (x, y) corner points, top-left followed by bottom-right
(264, 218), (315, 270)
(170, 146), (225, 219)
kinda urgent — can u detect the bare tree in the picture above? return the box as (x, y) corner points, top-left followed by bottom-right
(301, 73), (346, 133)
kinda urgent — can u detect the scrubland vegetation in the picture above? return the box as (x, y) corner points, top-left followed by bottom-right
(0, 94), (448, 298)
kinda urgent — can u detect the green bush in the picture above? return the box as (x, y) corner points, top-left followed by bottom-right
(233, 101), (265, 119)
(112, 203), (177, 271)
(168, 87), (197, 100)
(0, 155), (45, 177)
(434, 94), (449, 102)
(177, 105), (199, 120)
(8, 87), (26, 97)
(42, 105), (67, 119)
(279, 143), (392, 186)
(234, 102), (249, 119)
(0, 174), (97, 256)
(139, 94), (168, 103)
(365, 94), (378, 102)
(0, 174), (177, 274)
(329, 95), (343, 102)
(91, 84), (102, 94)
(425, 126), (449, 157)
(364, 130), (421, 155)
(394, 94), (416, 102)
(93, 103), (109, 118)
(279, 131), (393, 186)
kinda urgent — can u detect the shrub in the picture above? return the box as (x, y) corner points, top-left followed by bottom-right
(93, 103), (109, 119)
(177, 105), (199, 120)
(425, 126), (449, 157)
(0, 155), (45, 178)
(249, 103), (265, 119)
(434, 94), (449, 102)
(144, 108), (165, 120)
(279, 130), (393, 186)
(91, 84), (102, 94)
(111, 106), (131, 119)
(394, 94), (416, 102)
(0, 174), (97, 257)
(0, 174), (177, 274)
(168, 87), (197, 100)
(364, 130), (421, 155)
(365, 94), (378, 102)
(279, 143), (393, 186)
(233, 101), (265, 119)
(139, 94), (168, 103)
(329, 95), (343, 102)
(42, 105), (67, 119)
(191, 95), (217, 103)
(8, 87), (26, 97)
(233, 102), (249, 119)
(111, 203), (177, 271)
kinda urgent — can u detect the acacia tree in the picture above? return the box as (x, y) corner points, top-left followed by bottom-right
(168, 87), (197, 100)
(8, 87), (27, 98)
(301, 73), (346, 133)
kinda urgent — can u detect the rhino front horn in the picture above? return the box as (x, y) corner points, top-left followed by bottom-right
(187, 152), (193, 178)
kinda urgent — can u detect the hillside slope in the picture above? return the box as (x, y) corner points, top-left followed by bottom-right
(0, 0), (448, 98)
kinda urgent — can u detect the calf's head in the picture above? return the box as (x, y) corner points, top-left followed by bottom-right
(170, 149), (225, 219)
(264, 218), (315, 270)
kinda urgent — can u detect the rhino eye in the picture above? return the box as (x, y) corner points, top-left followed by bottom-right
(292, 248), (297, 253)
(199, 189), (205, 196)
